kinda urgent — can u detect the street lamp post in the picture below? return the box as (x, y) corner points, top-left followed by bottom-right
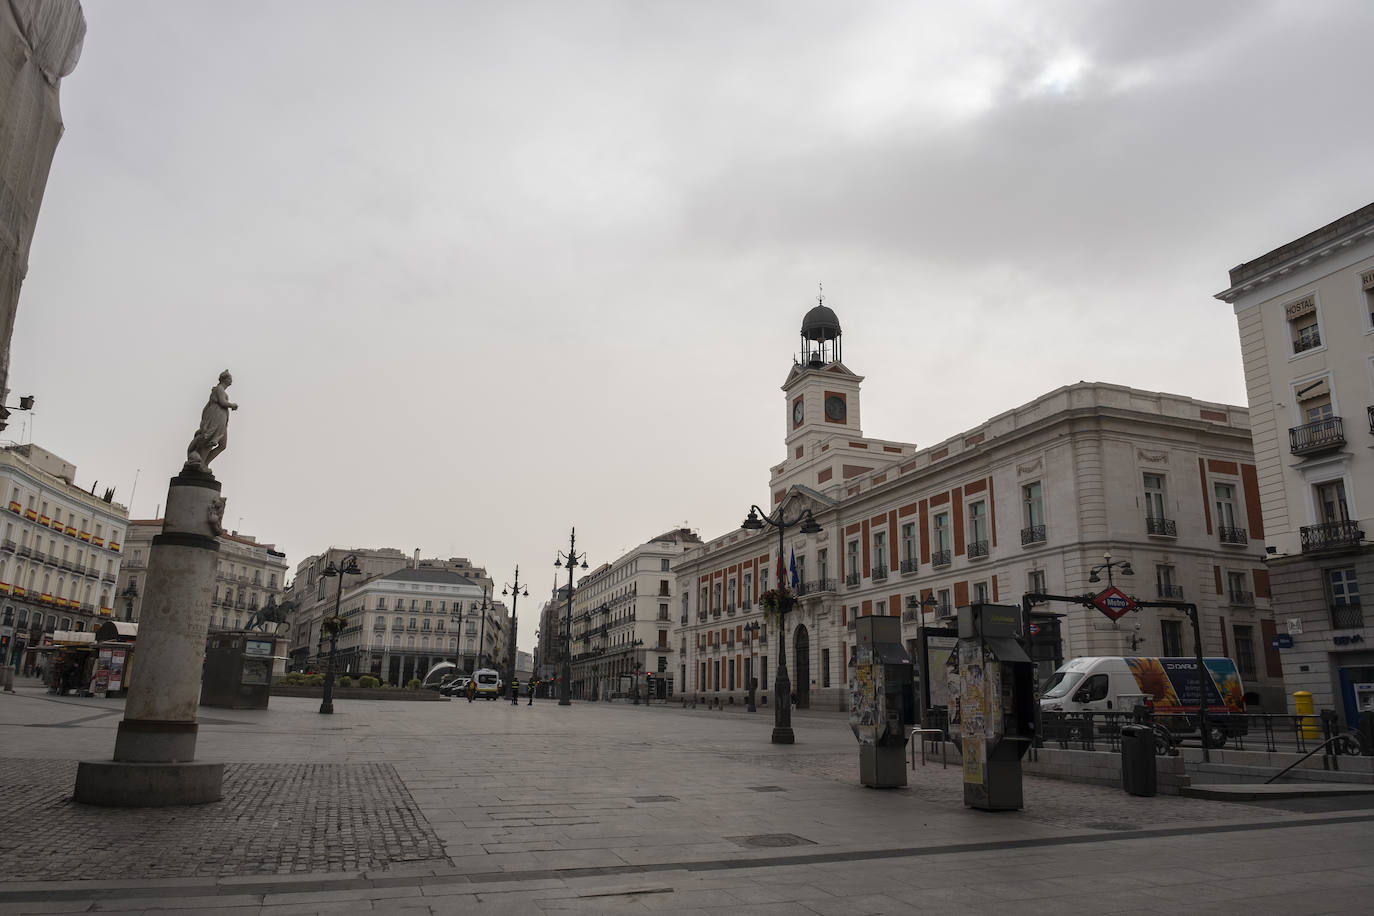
(555, 527), (588, 707)
(743, 621), (760, 712)
(472, 586), (494, 671)
(121, 580), (138, 622)
(318, 554), (361, 715)
(1089, 553), (1139, 652)
(503, 567), (528, 706)
(741, 503), (823, 745)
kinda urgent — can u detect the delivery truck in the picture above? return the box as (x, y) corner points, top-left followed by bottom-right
(1039, 656), (1247, 747)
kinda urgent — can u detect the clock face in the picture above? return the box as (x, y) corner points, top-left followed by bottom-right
(793, 399), (804, 425)
(825, 395), (847, 422)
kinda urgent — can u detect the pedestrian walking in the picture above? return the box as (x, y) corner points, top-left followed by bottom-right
(528, 678), (538, 705)
(509, 676), (519, 706)
(466, 679), (476, 703)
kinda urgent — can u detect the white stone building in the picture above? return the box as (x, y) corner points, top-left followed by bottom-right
(567, 528), (702, 700)
(1216, 201), (1374, 721)
(0, 444), (128, 670)
(677, 305), (1286, 713)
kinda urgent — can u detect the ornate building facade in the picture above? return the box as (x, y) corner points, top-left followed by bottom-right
(677, 304), (1286, 712)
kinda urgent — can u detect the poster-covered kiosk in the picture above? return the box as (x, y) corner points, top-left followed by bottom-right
(849, 615), (916, 788)
(202, 632), (276, 709)
(958, 602), (1036, 811)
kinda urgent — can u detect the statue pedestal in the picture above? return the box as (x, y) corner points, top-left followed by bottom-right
(74, 471), (224, 807)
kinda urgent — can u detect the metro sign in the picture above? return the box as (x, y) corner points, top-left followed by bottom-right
(1092, 586), (1136, 621)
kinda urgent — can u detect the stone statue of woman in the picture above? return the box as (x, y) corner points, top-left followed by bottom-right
(184, 370), (237, 473)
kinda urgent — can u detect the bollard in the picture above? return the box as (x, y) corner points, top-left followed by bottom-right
(1294, 690), (1318, 740)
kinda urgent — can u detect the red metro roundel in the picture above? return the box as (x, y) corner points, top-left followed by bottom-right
(1092, 586), (1136, 621)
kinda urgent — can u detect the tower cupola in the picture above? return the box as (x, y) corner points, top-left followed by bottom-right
(799, 287), (841, 367)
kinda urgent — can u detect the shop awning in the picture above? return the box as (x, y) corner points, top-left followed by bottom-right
(95, 620), (137, 641)
(50, 630), (96, 647)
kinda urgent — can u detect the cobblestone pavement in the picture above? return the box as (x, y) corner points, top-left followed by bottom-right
(1, 683), (1373, 914)
(0, 758), (447, 881)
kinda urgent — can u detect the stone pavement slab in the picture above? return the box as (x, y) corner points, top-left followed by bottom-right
(1, 684), (1373, 913)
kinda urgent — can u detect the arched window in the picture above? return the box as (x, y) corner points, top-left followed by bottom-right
(406, 636), (415, 649)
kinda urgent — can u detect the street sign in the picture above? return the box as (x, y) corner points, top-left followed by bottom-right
(1091, 586), (1136, 621)
(1271, 634), (1294, 649)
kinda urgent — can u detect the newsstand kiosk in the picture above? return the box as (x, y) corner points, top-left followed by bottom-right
(849, 615), (916, 788)
(201, 632), (275, 709)
(958, 602), (1036, 810)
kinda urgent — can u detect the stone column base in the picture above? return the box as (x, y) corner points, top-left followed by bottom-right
(73, 760), (224, 807)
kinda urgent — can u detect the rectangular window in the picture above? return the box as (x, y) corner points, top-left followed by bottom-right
(933, 513), (951, 565)
(872, 532), (887, 574)
(816, 550), (828, 583)
(1161, 619), (1183, 656)
(1233, 624), (1256, 680)
(1028, 569), (1046, 595)
(1227, 571), (1251, 606)
(973, 581), (989, 603)
(1156, 564), (1180, 599)
(1215, 483), (1239, 530)
(937, 588), (951, 615)
(968, 501), (988, 557)
(795, 554), (806, 586)
(1143, 473), (1166, 520)
(1316, 480), (1349, 524)
(1328, 567), (1362, 628)
(846, 540), (859, 582)
(900, 523), (916, 571)
(822, 648), (831, 687)
(1286, 294), (1320, 353)
(1022, 482), (1043, 528)
(660, 558), (670, 572)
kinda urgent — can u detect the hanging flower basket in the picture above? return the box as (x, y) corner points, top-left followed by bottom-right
(758, 587), (796, 626)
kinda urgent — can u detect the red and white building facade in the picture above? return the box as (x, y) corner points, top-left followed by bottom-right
(676, 305), (1288, 712)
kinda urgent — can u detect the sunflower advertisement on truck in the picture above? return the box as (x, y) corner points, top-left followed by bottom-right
(1040, 656), (1245, 716)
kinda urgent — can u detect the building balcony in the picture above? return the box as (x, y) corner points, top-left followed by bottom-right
(809, 579), (836, 594)
(741, 599), (753, 610)
(1218, 526), (1248, 546)
(967, 540), (989, 560)
(900, 558), (918, 574)
(872, 565), (889, 582)
(1289, 417), (1345, 456)
(931, 550), (951, 569)
(697, 611), (707, 622)
(901, 608), (921, 623)
(1228, 590), (1255, 607)
(1293, 331), (1321, 354)
(1332, 601), (1364, 630)
(1157, 584), (1184, 600)
(845, 572), (860, 587)
(711, 608), (721, 618)
(0, 539), (13, 553)
(726, 604), (736, 616)
(15, 545), (30, 558)
(1146, 517), (1177, 538)
(680, 615), (688, 625)
(846, 619), (856, 631)
(1301, 520), (1365, 553)
(1020, 525), (1046, 547)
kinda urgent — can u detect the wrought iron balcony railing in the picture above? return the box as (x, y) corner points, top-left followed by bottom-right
(1218, 526), (1248, 546)
(1289, 417), (1345, 456)
(1229, 590), (1255, 607)
(931, 550), (951, 569)
(1146, 516), (1177, 538)
(809, 579), (836, 594)
(967, 540), (989, 560)
(872, 565), (889, 581)
(1293, 330), (1321, 353)
(845, 573), (861, 587)
(1020, 525), (1046, 546)
(1301, 520), (1365, 553)
(900, 558), (918, 574)
(1332, 601), (1364, 630)
(1157, 584), (1184, 600)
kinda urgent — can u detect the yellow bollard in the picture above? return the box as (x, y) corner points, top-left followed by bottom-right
(1294, 690), (1318, 739)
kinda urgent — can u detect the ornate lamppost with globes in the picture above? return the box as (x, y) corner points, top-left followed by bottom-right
(554, 528), (588, 707)
(741, 503), (823, 745)
(503, 567), (528, 705)
(318, 553), (361, 715)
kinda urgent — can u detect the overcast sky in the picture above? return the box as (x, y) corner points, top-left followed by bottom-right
(13, 1), (1374, 653)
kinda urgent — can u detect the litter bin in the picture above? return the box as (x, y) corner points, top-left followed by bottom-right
(1120, 725), (1157, 797)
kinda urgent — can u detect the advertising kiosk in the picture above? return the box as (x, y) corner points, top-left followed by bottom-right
(201, 632), (276, 709)
(849, 615), (916, 788)
(958, 602), (1036, 811)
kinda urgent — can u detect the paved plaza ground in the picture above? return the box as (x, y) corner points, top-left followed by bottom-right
(2, 677), (1373, 914)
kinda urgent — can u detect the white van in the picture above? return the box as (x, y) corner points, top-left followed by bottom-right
(1040, 656), (1246, 744)
(473, 668), (502, 699)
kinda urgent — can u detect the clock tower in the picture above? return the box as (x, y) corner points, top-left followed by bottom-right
(783, 296), (863, 447)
